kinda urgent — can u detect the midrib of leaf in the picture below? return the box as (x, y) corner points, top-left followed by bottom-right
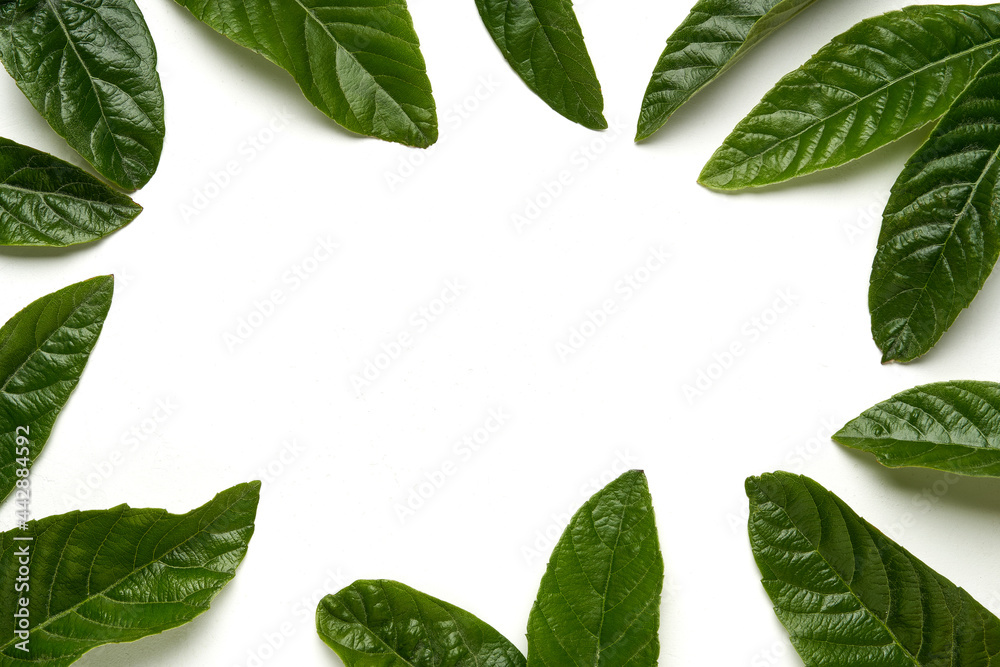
(0, 488), (252, 654)
(764, 484), (921, 664)
(0, 200), (64, 244)
(288, 0), (428, 140)
(332, 583), (417, 667)
(880, 139), (1000, 358)
(512, 1), (593, 107)
(0, 183), (105, 241)
(723, 35), (1000, 168)
(589, 478), (631, 666)
(855, 386), (997, 449)
(0, 284), (102, 395)
(41, 0), (132, 174)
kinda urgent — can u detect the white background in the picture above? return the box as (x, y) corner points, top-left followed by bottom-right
(4, 0), (1000, 665)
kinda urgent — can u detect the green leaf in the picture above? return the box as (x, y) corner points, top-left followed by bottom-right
(0, 0), (164, 190)
(527, 470), (663, 666)
(636, 0), (818, 141)
(0, 276), (113, 506)
(474, 0), (606, 130)
(870, 52), (1000, 363)
(747, 471), (1000, 665)
(0, 138), (141, 247)
(700, 4), (1000, 190)
(834, 380), (1000, 476)
(0, 481), (259, 665)
(174, 0), (437, 147)
(316, 579), (526, 667)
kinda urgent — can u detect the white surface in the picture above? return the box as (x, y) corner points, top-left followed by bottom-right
(4, 0), (1000, 665)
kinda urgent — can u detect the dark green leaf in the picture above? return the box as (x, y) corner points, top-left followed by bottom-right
(0, 0), (164, 190)
(700, 5), (1000, 190)
(474, 0), (606, 130)
(747, 472), (1000, 665)
(316, 579), (526, 667)
(0, 276), (113, 506)
(870, 52), (1000, 363)
(174, 0), (437, 147)
(0, 481), (259, 665)
(526, 470), (663, 666)
(834, 380), (1000, 476)
(636, 0), (818, 141)
(0, 138), (141, 247)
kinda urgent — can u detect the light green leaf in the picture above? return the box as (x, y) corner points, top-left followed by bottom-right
(474, 0), (606, 130)
(0, 276), (113, 506)
(0, 138), (141, 247)
(636, 0), (818, 141)
(0, 481), (259, 665)
(747, 472), (1000, 665)
(316, 579), (526, 666)
(700, 4), (1000, 190)
(526, 470), (663, 666)
(870, 52), (1000, 363)
(174, 0), (437, 147)
(0, 0), (164, 190)
(834, 380), (1000, 476)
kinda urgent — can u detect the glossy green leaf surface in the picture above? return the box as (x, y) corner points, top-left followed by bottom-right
(0, 138), (141, 247)
(747, 472), (1000, 665)
(0, 0), (164, 190)
(526, 470), (663, 666)
(700, 4), (1000, 190)
(834, 380), (1000, 476)
(0, 277), (113, 506)
(174, 0), (437, 147)
(0, 481), (259, 665)
(316, 579), (526, 666)
(474, 0), (606, 130)
(870, 52), (1000, 363)
(636, 0), (817, 141)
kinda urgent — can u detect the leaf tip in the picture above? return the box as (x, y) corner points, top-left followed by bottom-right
(634, 124), (652, 142)
(582, 114), (609, 131)
(85, 275), (116, 300)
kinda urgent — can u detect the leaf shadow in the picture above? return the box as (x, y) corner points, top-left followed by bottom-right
(73, 581), (243, 666)
(901, 262), (1000, 366)
(0, 236), (113, 260)
(839, 446), (1000, 516)
(161, 2), (359, 140)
